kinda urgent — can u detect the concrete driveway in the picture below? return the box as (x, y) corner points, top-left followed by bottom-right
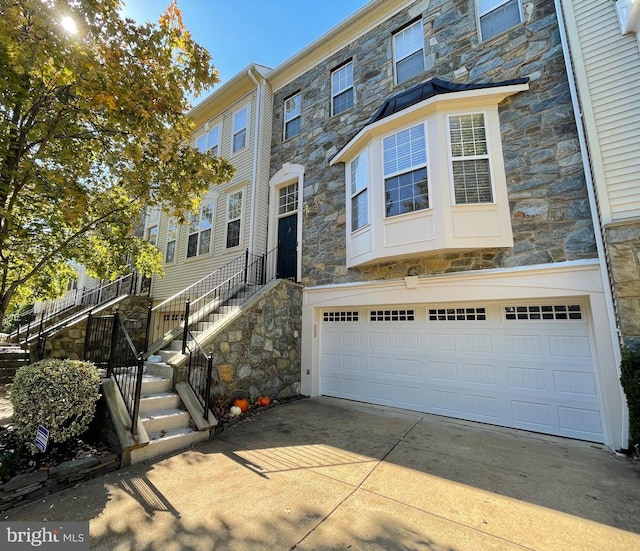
(4, 397), (640, 550)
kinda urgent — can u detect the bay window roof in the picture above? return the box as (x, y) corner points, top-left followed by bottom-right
(331, 77), (529, 166)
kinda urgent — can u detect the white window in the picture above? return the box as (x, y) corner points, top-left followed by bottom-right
(278, 183), (298, 215)
(448, 113), (493, 204)
(477, 0), (522, 41)
(226, 191), (243, 249)
(187, 201), (213, 258)
(332, 62), (354, 116)
(146, 225), (158, 246)
(196, 125), (221, 155)
(165, 217), (177, 263)
(350, 151), (368, 231)
(195, 134), (207, 152)
(393, 20), (425, 85)
(383, 124), (429, 217)
(284, 93), (301, 140)
(232, 105), (249, 153)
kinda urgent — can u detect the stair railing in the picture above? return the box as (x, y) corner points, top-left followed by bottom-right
(146, 251), (261, 356)
(85, 309), (144, 436)
(183, 327), (214, 419)
(12, 272), (141, 347)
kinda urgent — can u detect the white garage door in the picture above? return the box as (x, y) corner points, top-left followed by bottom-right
(320, 300), (604, 442)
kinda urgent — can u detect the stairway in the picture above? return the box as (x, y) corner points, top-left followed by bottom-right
(129, 362), (209, 464)
(155, 283), (261, 364)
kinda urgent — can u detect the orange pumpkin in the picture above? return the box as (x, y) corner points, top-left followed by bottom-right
(257, 396), (271, 407)
(232, 398), (249, 413)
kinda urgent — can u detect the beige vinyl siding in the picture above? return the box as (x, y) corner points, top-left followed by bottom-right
(569, 0), (640, 222)
(150, 91), (260, 303)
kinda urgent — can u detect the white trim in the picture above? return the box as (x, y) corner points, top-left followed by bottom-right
(446, 111), (496, 206)
(331, 61), (354, 116)
(392, 19), (425, 85)
(231, 102), (250, 154)
(476, 0), (524, 43)
(225, 189), (244, 250)
(268, 163), (304, 280)
(301, 260), (625, 450)
(284, 92), (302, 140)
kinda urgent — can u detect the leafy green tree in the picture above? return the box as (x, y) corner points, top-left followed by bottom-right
(0, 0), (234, 324)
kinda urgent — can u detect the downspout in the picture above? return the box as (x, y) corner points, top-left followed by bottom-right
(247, 66), (262, 257)
(554, 0), (626, 448)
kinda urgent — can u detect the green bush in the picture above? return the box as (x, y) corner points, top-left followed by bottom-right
(10, 359), (101, 453)
(620, 347), (640, 450)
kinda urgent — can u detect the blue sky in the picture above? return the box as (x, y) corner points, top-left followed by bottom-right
(121, 1), (372, 87)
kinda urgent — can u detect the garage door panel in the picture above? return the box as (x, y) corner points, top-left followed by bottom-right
(552, 370), (598, 395)
(511, 400), (552, 427)
(456, 333), (494, 353)
(548, 335), (591, 358)
(369, 356), (392, 374)
(504, 334), (544, 356)
(428, 361), (458, 382)
(319, 301), (604, 443)
(507, 366), (547, 390)
(558, 406), (602, 435)
(460, 362), (497, 386)
(428, 333), (456, 351)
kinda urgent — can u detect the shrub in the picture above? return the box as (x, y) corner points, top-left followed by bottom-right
(11, 359), (101, 453)
(620, 347), (640, 451)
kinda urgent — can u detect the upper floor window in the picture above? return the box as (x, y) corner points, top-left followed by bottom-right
(393, 20), (425, 85)
(350, 151), (368, 231)
(278, 183), (298, 215)
(383, 124), (428, 217)
(232, 105), (249, 153)
(448, 114), (492, 204)
(477, 0), (522, 41)
(226, 191), (243, 249)
(332, 62), (354, 116)
(196, 125), (221, 155)
(165, 217), (177, 263)
(146, 225), (158, 246)
(187, 201), (213, 258)
(284, 93), (301, 140)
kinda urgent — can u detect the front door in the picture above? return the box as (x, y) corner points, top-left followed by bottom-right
(277, 214), (297, 280)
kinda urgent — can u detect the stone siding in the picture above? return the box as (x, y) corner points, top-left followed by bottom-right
(203, 280), (302, 403)
(270, 0), (596, 287)
(605, 222), (640, 352)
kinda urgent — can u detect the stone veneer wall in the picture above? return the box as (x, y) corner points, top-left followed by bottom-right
(605, 222), (640, 352)
(201, 280), (302, 403)
(270, 0), (596, 287)
(43, 296), (151, 361)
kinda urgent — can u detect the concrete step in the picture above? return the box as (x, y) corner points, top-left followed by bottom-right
(143, 362), (173, 379)
(138, 392), (180, 414)
(140, 408), (190, 433)
(130, 426), (209, 464)
(140, 374), (172, 396)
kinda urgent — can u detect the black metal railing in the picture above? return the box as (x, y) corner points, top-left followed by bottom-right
(147, 252), (257, 356)
(84, 310), (144, 436)
(184, 328), (214, 418)
(13, 272), (142, 347)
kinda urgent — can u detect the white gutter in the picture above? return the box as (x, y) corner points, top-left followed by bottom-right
(554, 0), (626, 447)
(247, 66), (262, 256)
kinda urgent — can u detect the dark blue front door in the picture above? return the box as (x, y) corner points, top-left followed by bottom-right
(277, 214), (297, 280)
